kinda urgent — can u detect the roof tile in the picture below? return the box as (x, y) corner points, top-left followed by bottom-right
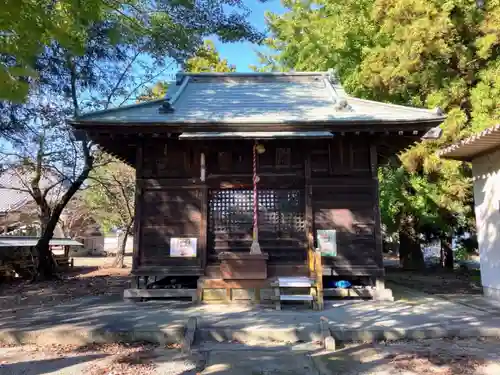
(77, 72), (444, 125)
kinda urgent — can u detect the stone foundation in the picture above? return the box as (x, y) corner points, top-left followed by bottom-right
(197, 277), (273, 303)
(483, 286), (500, 301)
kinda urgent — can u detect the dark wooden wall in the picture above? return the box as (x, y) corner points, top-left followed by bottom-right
(133, 136), (383, 278)
(133, 139), (205, 276)
(309, 137), (382, 277)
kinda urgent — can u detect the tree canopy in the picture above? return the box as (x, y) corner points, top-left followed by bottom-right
(0, 0), (265, 278)
(0, 0), (265, 103)
(260, 0), (500, 267)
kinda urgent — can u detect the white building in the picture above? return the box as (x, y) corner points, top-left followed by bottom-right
(440, 125), (500, 300)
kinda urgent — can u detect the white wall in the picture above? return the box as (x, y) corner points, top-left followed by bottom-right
(104, 235), (134, 253)
(472, 148), (500, 300)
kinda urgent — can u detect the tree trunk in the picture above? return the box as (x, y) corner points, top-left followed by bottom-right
(112, 220), (133, 268)
(35, 217), (58, 280)
(441, 235), (454, 270)
(34, 143), (93, 279)
(113, 232), (126, 268)
(398, 215), (425, 270)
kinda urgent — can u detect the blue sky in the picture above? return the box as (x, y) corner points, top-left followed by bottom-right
(212, 0), (285, 71)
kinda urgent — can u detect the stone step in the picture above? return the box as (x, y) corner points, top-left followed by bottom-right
(272, 276), (314, 288)
(276, 295), (314, 301)
(196, 326), (320, 344)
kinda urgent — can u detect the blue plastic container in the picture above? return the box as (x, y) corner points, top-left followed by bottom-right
(334, 280), (352, 288)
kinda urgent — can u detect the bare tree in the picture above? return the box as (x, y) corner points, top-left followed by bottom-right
(0, 1), (267, 279)
(85, 154), (135, 268)
(0, 96), (94, 278)
(0, 30), (174, 279)
(59, 193), (100, 239)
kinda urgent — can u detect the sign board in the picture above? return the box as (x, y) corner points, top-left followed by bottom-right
(316, 229), (337, 257)
(170, 238), (197, 257)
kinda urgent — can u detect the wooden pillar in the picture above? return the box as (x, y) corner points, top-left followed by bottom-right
(314, 250), (324, 310)
(199, 151), (208, 271)
(305, 147), (314, 274)
(370, 141), (384, 288)
(305, 145), (323, 310)
(132, 139), (143, 272)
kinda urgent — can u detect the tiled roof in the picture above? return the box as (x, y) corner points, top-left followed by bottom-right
(75, 72), (445, 125)
(0, 169), (65, 213)
(438, 124), (500, 161)
(0, 237), (83, 247)
(0, 170), (32, 213)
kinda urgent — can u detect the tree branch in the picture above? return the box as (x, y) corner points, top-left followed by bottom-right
(66, 55), (80, 117)
(118, 61), (175, 106)
(105, 49), (143, 109)
(111, 173), (134, 220)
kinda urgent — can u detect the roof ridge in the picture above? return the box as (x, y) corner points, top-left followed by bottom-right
(348, 97), (445, 116)
(75, 98), (166, 120)
(179, 71), (329, 77)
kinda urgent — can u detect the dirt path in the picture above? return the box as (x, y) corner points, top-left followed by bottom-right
(2, 338), (500, 374)
(385, 267), (482, 296)
(0, 257), (131, 312)
(0, 342), (200, 375)
(313, 338), (500, 375)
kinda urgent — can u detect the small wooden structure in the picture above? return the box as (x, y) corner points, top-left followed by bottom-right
(70, 71), (444, 305)
(0, 237), (82, 278)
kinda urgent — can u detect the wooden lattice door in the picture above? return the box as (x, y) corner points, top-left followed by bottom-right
(208, 188), (306, 263)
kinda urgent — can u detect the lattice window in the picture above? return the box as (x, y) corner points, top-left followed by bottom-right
(209, 190), (253, 234)
(208, 189), (305, 241)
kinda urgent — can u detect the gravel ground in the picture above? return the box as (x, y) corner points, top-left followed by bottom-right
(0, 257), (131, 312)
(0, 342), (202, 375)
(385, 268), (482, 296)
(313, 337), (500, 375)
(1, 338), (500, 374)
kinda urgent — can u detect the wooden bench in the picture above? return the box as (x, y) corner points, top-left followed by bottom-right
(271, 276), (319, 310)
(53, 255), (74, 269)
(10, 259), (36, 278)
(0, 264), (13, 278)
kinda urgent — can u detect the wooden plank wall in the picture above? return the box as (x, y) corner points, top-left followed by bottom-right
(133, 136), (383, 278)
(134, 139), (204, 275)
(310, 136), (383, 276)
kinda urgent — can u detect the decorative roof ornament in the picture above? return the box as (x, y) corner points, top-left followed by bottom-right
(176, 71), (185, 86)
(327, 68), (339, 84)
(434, 107), (445, 117)
(159, 100), (174, 114)
(334, 98), (352, 112)
(422, 126), (443, 140)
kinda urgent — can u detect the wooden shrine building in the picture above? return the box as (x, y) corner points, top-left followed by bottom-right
(70, 71), (444, 304)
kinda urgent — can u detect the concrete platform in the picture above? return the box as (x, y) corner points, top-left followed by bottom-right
(201, 348), (319, 375)
(2, 285), (500, 346)
(123, 288), (197, 300)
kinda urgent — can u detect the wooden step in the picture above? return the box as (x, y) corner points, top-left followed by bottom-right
(277, 295), (314, 301)
(272, 276), (314, 287)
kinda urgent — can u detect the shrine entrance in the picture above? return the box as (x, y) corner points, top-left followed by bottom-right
(207, 188), (307, 265)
